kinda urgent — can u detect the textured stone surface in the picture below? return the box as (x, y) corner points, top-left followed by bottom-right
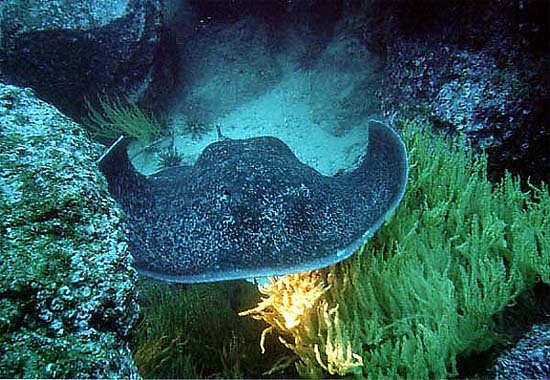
(494, 324), (550, 380)
(0, 0), (163, 116)
(362, 0), (550, 183)
(100, 122), (408, 283)
(0, 83), (139, 378)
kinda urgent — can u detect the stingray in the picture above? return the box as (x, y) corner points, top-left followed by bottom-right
(98, 122), (408, 283)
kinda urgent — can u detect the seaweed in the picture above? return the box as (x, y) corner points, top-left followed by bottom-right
(240, 120), (550, 379)
(83, 96), (163, 143)
(133, 279), (288, 379)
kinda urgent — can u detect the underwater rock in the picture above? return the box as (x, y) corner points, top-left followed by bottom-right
(99, 122), (408, 283)
(494, 324), (550, 380)
(0, 83), (139, 378)
(0, 0), (163, 116)
(362, 0), (550, 183)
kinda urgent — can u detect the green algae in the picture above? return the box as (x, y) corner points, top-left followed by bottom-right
(133, 278), (289, 379)
(83, 96), (162, 142)
(240, 119), (550, 379)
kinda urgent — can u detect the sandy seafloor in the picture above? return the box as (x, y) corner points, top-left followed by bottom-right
(128, 16), (383, 177)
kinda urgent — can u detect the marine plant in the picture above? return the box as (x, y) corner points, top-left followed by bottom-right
(241, 119), (550, 378)
(83, 96), (162, 142)
(133, 279), (287, 379)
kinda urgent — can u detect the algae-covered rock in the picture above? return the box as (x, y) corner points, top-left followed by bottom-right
(363, 0), (550, 183)
(0, 83), (139, 378)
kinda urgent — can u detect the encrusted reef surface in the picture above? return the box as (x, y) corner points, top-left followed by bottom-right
(0, 83), (139, 378)
(363, 0), (550, 183)
(494, 323), (550, 379)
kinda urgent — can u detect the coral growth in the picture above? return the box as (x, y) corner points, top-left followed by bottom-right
(241, 120), (550, 379)
(239, 272), (363, 377)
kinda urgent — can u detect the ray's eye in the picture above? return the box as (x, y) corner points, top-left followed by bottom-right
(222, 188), (231, 200)
(215, 187), (231, 210)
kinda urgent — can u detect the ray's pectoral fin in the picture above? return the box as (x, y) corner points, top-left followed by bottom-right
(99, 123), (408, 283)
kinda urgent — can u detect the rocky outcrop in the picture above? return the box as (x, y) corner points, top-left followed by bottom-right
(0, 83), (139, 378)
(0, 0), (164, 116)
(362, 0), (550, 183)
